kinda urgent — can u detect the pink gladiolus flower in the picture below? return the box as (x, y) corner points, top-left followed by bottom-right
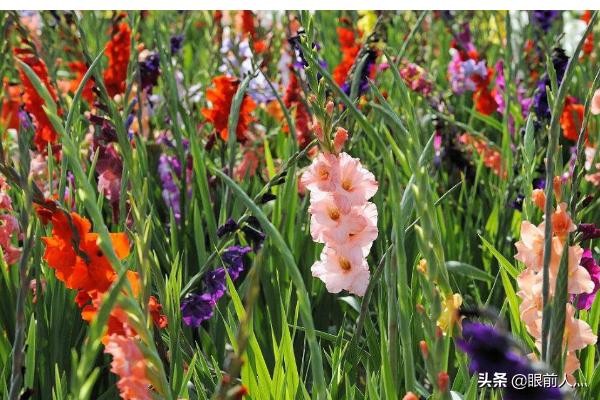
(551, 202), (576, 238)
(591, 88), (600, 115)
(104, 334), (152, 400)
(514, 221), (545, 270)
(516, 269), (544, 337)
(301, 152), (340, 192)
(564, 303), (597, 352)
(334, 152), (378, 209)
(310, 196), (377, 249)
(565, 245), (595, 295)
(311, 246), (370, 296)
(302, 149), (378, 296)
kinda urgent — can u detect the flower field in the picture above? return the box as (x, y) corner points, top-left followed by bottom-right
(2, 9), (600, 400)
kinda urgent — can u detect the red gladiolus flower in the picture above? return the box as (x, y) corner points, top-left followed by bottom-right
(283, 69), (311, 148)
(472, 67), (497, 116)
(104, 22), (131, 97)
(560, 97), (586, 142)
(581, 11), (594, 56)
(201, 75), (256, 142)
(69, 61), (95, 104)
(14, 49), (60, 151)
(332, 26), (360, 86)
(473, 87), (497, 115)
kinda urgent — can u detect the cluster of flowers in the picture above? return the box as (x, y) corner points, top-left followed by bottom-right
(514, 188), (598, 380)
(181, 216), (265, 327)
(37, 202), (167, 398)
(458, 133), (505, 178)
(301, 143), (378, 296)
(181, 245), (252, 327)
(0, 176), (20, 265)
(447, 24), (497, 115)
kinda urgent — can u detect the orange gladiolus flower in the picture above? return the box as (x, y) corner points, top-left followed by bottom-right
(14, 48), (60, 151)
(201, 75), (256, 142)
(1, 79), (22, 131)
(104, 22), (131, 97)
(560, 97), (585, 142)
(41, 210), (130, 293)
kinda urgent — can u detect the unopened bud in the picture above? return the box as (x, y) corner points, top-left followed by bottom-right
(531, 189), (546, 210)
(437, 371), (449, 392)
(553, 175), (562, 201)
(313, 121), (324, 142)
(325, 100), (334, 115)
(416, 304), (426, 314)
(402, 392), (419, 400)
(419, 340), (428, 359)
(333, 127), (348, 153)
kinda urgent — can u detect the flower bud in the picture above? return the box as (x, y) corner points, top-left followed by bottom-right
(437, 371), (449, 392)
(333, 127), (348, 153)
(325, 100), (334, 115)
(402, 392), (419, 400)
(419, 340), (428, 359)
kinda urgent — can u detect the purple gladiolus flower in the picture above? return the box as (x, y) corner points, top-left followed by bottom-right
(181, 293), (216, 327)
(18, 108), (33, 130)
(457, 321), (563, 400)
(578, 223), (600, 241)
(510, 194), (525, 211)
(533, 48), (569, 120)
(140, 51), (160, 92)
(170, 34), (184, 55)
(217, 218), (239, 237)
(204, 268), (227, 301)
(222, 245), (252, 280)
(158, 154), (182, 223)
(532, 11), (560, 32)
(572, 249), (600, 310)
(457, 322), (528, 376)
(448, 52), (487, 95)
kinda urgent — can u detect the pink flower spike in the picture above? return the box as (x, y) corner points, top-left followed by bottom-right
(311, 246), (370, 296)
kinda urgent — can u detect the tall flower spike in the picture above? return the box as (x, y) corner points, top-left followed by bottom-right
(303, 148), (378, 297)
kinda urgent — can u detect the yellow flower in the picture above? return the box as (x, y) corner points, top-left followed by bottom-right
(357, 11), (377, 36)
(437, 293), (463, 335)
